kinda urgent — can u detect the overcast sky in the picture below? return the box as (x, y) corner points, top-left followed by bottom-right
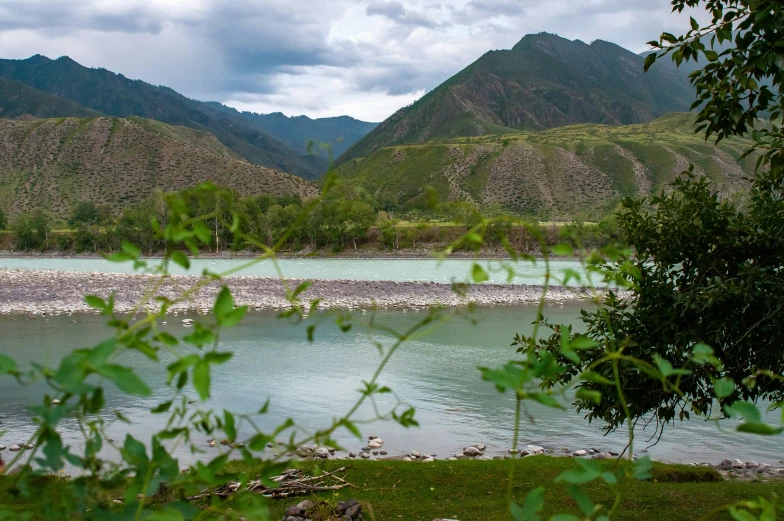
(0, 0), (706, 121)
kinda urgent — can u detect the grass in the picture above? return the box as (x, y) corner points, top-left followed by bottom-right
(251, 459), (781, 521)
(2, 458), (779, 520)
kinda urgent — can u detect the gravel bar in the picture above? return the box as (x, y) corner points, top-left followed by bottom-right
(0, 269), (589, 315)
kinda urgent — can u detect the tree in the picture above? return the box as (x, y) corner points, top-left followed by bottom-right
(69, 201), (113, 252)
(0, 207), (7, 230)
(68, 201), (112, 227)
(540, 0), (784, 432)
(13, 210), (51, 251)
(645, 0), (783, 174)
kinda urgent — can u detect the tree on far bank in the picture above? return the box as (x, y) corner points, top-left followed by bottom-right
(0, 207), (7, 231)
(13, 209), (51, 251)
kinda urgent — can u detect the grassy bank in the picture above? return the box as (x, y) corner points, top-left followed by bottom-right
(3, 458), (777, 521)
(251, 459), (779, 521)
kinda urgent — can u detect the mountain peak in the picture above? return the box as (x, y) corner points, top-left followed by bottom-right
(337, 33), (695, 164)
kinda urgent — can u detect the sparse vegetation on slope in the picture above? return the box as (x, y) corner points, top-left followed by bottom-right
(0, 117), (318, 219)
(336, 114), (756, 220)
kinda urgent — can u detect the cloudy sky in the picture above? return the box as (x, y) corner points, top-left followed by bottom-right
(0, 0), (706, 121)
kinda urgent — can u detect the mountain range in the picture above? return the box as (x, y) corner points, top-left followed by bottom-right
(338, 33), (697, 165)
(0, 55), (375, 179)
(0, 32), (756, 222)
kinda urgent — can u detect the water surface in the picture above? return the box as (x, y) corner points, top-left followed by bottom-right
(0, 305), (779, 466)
(0, 257), (599, 286)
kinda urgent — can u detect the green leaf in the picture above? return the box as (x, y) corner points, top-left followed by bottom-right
(171, 250), (190, 270)
(480, 363), (526, 393)
(736, 423), (784, 435)
(576, 389), (602, 405)
(556, 459), (602, 484)
(193, 360), (211, 400)
(204, 351), (233, 365)
(653, 355), (691, 378)
(725, 401), (762, 423)
(214, 286), (234, 319)
(551, 243), (573, 257)
(151, 401), (172, 414)
(632, 456), (652, 480)
(529, 392), (565, 410)
(121, 241), (141, 259)
(704, 50), (719, 62)
(84, 295), (106, 310)
(122, 435), (148, 464)
(580, 371), (614, 385)
(0, 354), (17, 374)
(570, 483), (595, 516)
(97, 364), (152, 396)
(569, 336), (598, 349)
(600, 471), (617, 484)
(223, 410), (236, 441)
(511, 487), (545, 521)
(221, 307), (247, 328)
(713, 377), (735, 399)
(341, 419), (363, 440)
(472, 263), (489, 283)
(644, 52), (657, 72)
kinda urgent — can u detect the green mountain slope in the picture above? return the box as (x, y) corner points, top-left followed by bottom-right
(0, 117), (318, 219)
(204, 103), (377, 157)
(0, 55), (327, 179)
(0, 76), (103, 119)
(336, 114), (755, 219)
(338, 33), (696, 165)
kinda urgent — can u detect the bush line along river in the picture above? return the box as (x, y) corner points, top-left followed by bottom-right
(0, 258), (780, 468)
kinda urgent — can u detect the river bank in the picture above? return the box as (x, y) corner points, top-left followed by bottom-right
(0, 268), (589, 315)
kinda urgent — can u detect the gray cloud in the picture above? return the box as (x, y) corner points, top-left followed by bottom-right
(366, 1), (442, 29)
(0, 0), (164, 33)
(0, 0), (703, 120)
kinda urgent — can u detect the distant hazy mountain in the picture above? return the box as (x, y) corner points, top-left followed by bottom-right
(0, 116), (318, 219)
(336, 114), (755, 219)
(0, 76), (103, 119)
(205, 103), (377, 159)
(338, 33), (697, 164)
(0, 55), (328, 179)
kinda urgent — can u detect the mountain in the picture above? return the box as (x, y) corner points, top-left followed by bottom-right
(336, 114), (755, 220)
(204, 103), (377, 158)
(0, 55), (326, 179)
(0, 76), (103, 119)
(338, 33), (697, 164)
(0, 117), (317, 219)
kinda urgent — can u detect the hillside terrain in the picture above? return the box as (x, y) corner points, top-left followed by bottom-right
(0, 55), (330, 179)
(0, 117), (317, 219)
(336, 114), (756, 219)
(204, 104), (377, 157)
(338, 33), (696, 164)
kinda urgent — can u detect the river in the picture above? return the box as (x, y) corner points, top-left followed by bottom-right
(1, 304), (780, 466)
(0, 257), (601, 286)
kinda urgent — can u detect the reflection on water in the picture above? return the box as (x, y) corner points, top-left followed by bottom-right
(0, 305), (780, 465)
